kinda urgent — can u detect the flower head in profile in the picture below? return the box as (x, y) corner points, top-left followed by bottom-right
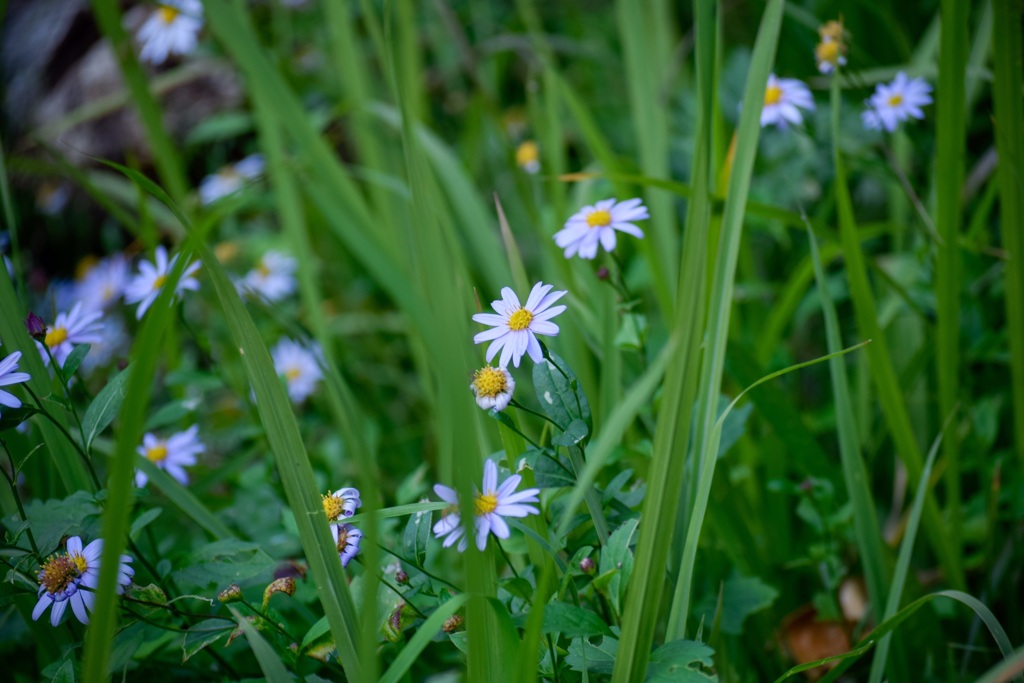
(760, 74), (815, 128)
(433, 460), (541, 552)
(0, 351), (31, 419)
(33, 536), (134, 627)
(271, 338), (323, 404)
(77, 254), (129, 312)
(199, 154), (265, 206)
(472, 282), (566, 369)
(470, 366), (515, 412)
(36, 302), (104, 368)
(554, 198), (649, 260)
(331, 523), (364, 568)
(124, 245), (201, 319)
(136, 0), (203, 65)
(515, 140), (540, 174)
(135, 425), (205, 488)
(322, 487), (362, 522)
(862, 72), (932, 133)
(815, 20), (849, 74)
(241, 251), (297, 302)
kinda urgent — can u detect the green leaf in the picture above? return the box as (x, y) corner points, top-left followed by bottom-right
(129, 583), (167, 606)
(552, 419), (589, 447)
(379, 594), (470, 683)
(61, 344), (90, 378)
(600, 518), (639, 615)
(81, 365), (132, 451)
(539, 602), (612, 638)
(0, 406), (38, 432)
(566, 635), (619, 675)
(647, 639), (717, 682)
(51, 658), (75, 683)
(228, 605), (294, 681)
(129, 508), (162, 540)
(182, 619), (235, 663)
(171, 539), (275, 590)
(402, 505), (432, 568)
(24, 491), (101, 552)
(693, 574), (778, 636)
(135, 457), (235, 540)
(532, 351), (591, 431)
(301, 616), (330, 650)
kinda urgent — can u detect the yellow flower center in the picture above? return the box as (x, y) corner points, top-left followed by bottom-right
(818, 20), (845, 43)
(764, 85), (783, 106)
(515, 141), (539, 166)
(285, 367), (302, 382)
(322, 494), (344, 520)
(335, 526), (350, 552)
(474, 492), (498, 515)
(888, 93), (904, 107)
(152, 274), (167, 291)
(256, 259), (271, 277)
(472, 367), (508, 398)
(815, 40), (840, 64)
(146, 444), (169, 463)
(586, 209), (612, 228)
(39, 553), (85, 594)
(507, 308), (533, 332)
(158, 6), (179, 23)
(44, 326), (68, 348)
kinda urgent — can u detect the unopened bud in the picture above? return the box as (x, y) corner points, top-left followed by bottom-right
(262, 577), (296, 610)
(442, 614), (464, 633)
(218, 583), (243, 604)
(396, 569), (409, 585)
(580, 557), (596, 574)
(25, 312), (47, 340)
(596, 266), (610, 281)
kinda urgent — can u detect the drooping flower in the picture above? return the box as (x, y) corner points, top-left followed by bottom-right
(271, 339), (323, 404)
(515, 140), (540, 174)
(32, 536), (134, 627)
(77, 255), (130, 312)
(472, 282), (567, 369)
(0, 351), (31, 419)
(322, 487), (361, 522)
(760, 74), (815, 128)
(331, 523), (363, 568)
(240, 251), (297, 302)
(36, 302), (104, 368)
(432, 459), (541, 552)
(553, 198), (649, 260)
(815, 20), (849, 74)
(124, 245), (201, 319)
(199, 154), (266, 205)
(862, 72), (933, 133)
(470, 366), (515, 412)
(137, 0), (203, 66)
(135, 425), (205, 488)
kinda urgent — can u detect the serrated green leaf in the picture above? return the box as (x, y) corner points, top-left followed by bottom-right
(566, 635), (618, 674)
(81, 365), (131, 451)
(647, 639), (717, 682)
(538, 602), (611, 638)
(171, 539), (275, 590)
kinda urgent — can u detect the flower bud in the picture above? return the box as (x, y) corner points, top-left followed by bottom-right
(25, 312), (47, 340)
(596, 266), (610, 281)
(396, 569), (409, 585)
(262, 577), (296, 610)
(442, 614), (464, 634)
(218, 583), (243, 604)
(580, 557), (596, 574)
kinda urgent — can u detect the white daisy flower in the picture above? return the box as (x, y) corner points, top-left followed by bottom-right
(432, 459), (541, 552)
(80, 315), (130, 374)
(137, 0), (203, 66)
(124, 245), (201, 319)
(134, 425), (205, 488)
(199, 154), (265, 206)
(760, 74), (815, 128)
(32, 536), (134, 627)
(472, 282), (567, 369)
(77, 254), (129, 312)
(553, 198), (649, 260)
(271, 339), (323, 404)
(862, 72), (933, 133)
(331, 523), (364, 568)
(0, 351), (31, 419)
(515, 140), (540, 174)
(322, 487), (361, 521)
(470, 366), (515, 412)
(36, 302), (104, 368)
(241, 251), (297, 302)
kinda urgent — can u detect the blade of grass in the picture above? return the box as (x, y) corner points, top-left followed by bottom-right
(830, 65), (964, 590)
(666, 0), (785, 641)
(868, 424), (947, 683)
(379, 594), (470, 683)
(611, 0), (717, 678)
(934, 0), (969, 559)
(807, 225), (889, 622)
(992, 0), (1024, 469)
(228, 605), (293, 681)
